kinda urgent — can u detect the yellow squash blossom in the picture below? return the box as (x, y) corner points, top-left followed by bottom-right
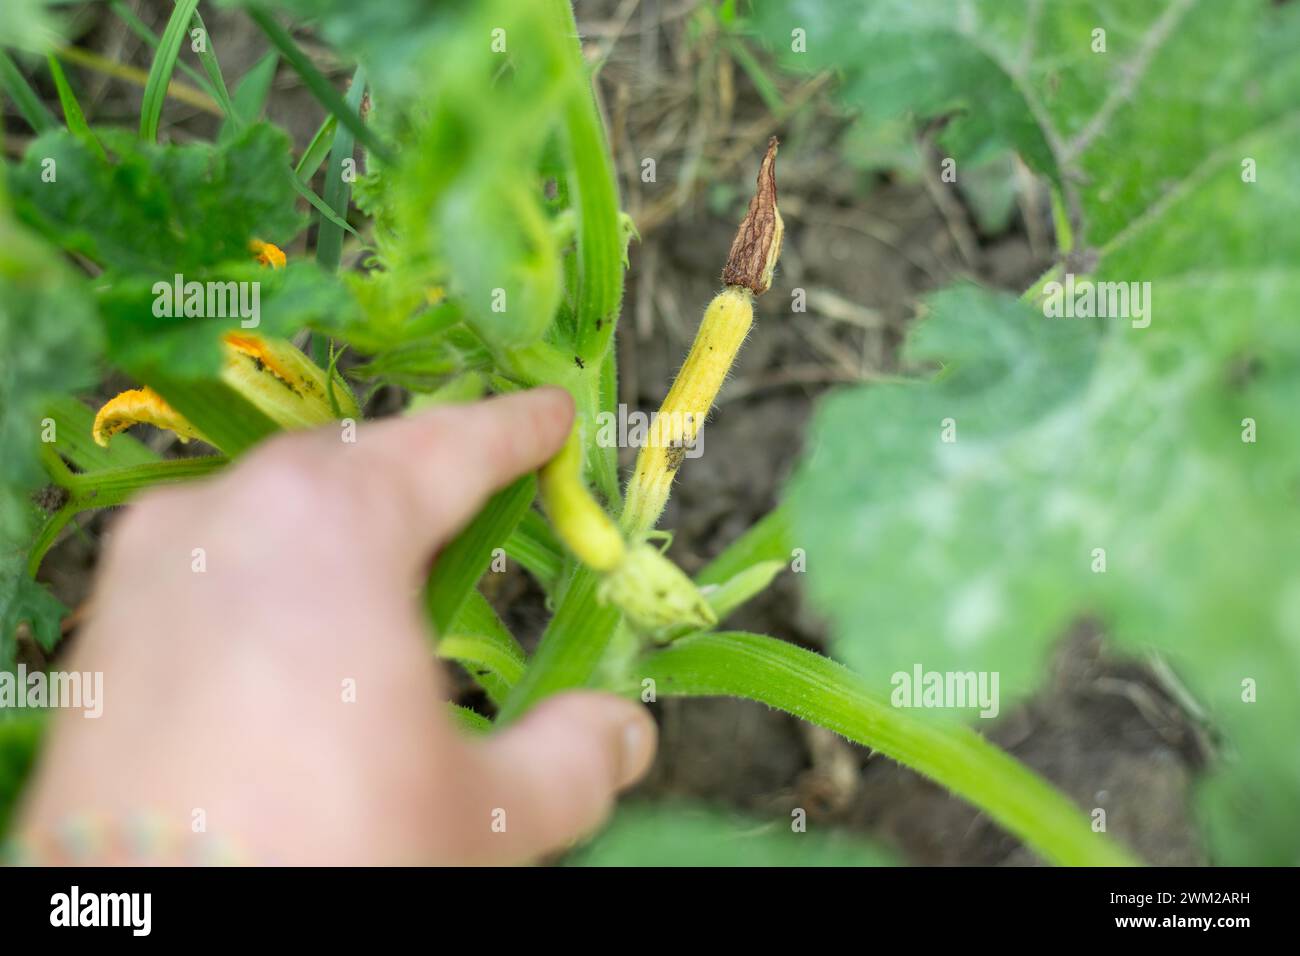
(92, 242), (359, 450)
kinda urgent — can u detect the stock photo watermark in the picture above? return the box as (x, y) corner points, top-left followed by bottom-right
(0, 665), (103, 719)
(890, 664), (1000, 719)
(152, 274), (261, 328)
(1041, 273), (1152, 329)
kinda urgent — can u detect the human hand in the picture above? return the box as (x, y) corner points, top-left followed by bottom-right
(15, 388), (656, 865)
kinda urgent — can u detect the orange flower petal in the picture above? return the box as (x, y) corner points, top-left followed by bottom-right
(91, 387), (205, 448)
(249, 239), (286, 269)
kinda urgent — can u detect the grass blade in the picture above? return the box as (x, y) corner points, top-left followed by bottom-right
(0, 50), (56, 132)
(294, 114), (336, 181)
(45, 54), (104, 158)
(189, 9), (237, 122)
(314, 64), (365, 273)
(244, 5), (392, 163)
(139, 0), (200, 141)
(108, 0), (215, 97)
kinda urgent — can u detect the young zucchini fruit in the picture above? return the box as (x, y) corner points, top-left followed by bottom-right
(621, 137), (783, 538)
(540, 427), (715, 632)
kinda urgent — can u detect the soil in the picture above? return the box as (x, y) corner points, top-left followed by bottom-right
(22, 1), (1209, 865)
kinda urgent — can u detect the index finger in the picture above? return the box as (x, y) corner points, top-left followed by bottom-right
(236, 386), (574, 573)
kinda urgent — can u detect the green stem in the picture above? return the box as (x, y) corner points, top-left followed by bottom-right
(544, 0), (624, 366)
(638, 632), (1141, 867)
(503, 509), (564, 592)
(28, 457), (227, 575)
(424, 476), (536, 636)
(496, 566), (620, 723)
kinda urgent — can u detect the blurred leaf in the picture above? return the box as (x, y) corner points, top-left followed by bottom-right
(568, 804), (894, 866)
(11, 124), (304, 274)
(0, 0), (65, 55)
(221, 0), (466, 96)
(0, 712), (44, 840)
(220, 51), (280, 143)
(756, 0), (1300, 248)
(784, 0), (1300, 863)
(0, 214), (99, 668)
(0, 51), (55, 132)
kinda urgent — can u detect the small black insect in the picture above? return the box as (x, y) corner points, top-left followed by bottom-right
(574, 356), (585, 369)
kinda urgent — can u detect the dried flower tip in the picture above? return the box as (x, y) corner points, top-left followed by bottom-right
(721, 137), (783, 296)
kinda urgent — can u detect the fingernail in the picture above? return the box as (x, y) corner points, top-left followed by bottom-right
(618, 716), (656, 788)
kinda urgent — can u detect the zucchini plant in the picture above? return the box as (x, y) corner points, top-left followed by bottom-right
(4, 0), (1280, 866)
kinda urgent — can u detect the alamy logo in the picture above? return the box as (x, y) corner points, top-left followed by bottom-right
(1042, 272), (1151, 328)
(50, 886), (151, 936)
(0, 665), (102, 718)
(891, 664), (1000, 718)
(153, 274), (261, 328)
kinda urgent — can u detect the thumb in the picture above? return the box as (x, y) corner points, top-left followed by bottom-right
(460, 692), (657, 864)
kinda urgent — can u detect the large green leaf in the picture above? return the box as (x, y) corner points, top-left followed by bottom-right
(779, 0), (1300, 864)
(10, 124), (304, 275)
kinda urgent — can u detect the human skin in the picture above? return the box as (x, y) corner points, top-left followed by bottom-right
(15, 387), (656, 865)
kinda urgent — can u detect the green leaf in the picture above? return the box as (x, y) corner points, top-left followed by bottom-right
(0, 575), (64, 666)
(697, 504), (793, 588)
(569, 804), (894, 867)
(781, 0), (1300, 863)
(11, 124), (304, 274)
(224, 51), (280, 139)
(754, 0), (1057, 176)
